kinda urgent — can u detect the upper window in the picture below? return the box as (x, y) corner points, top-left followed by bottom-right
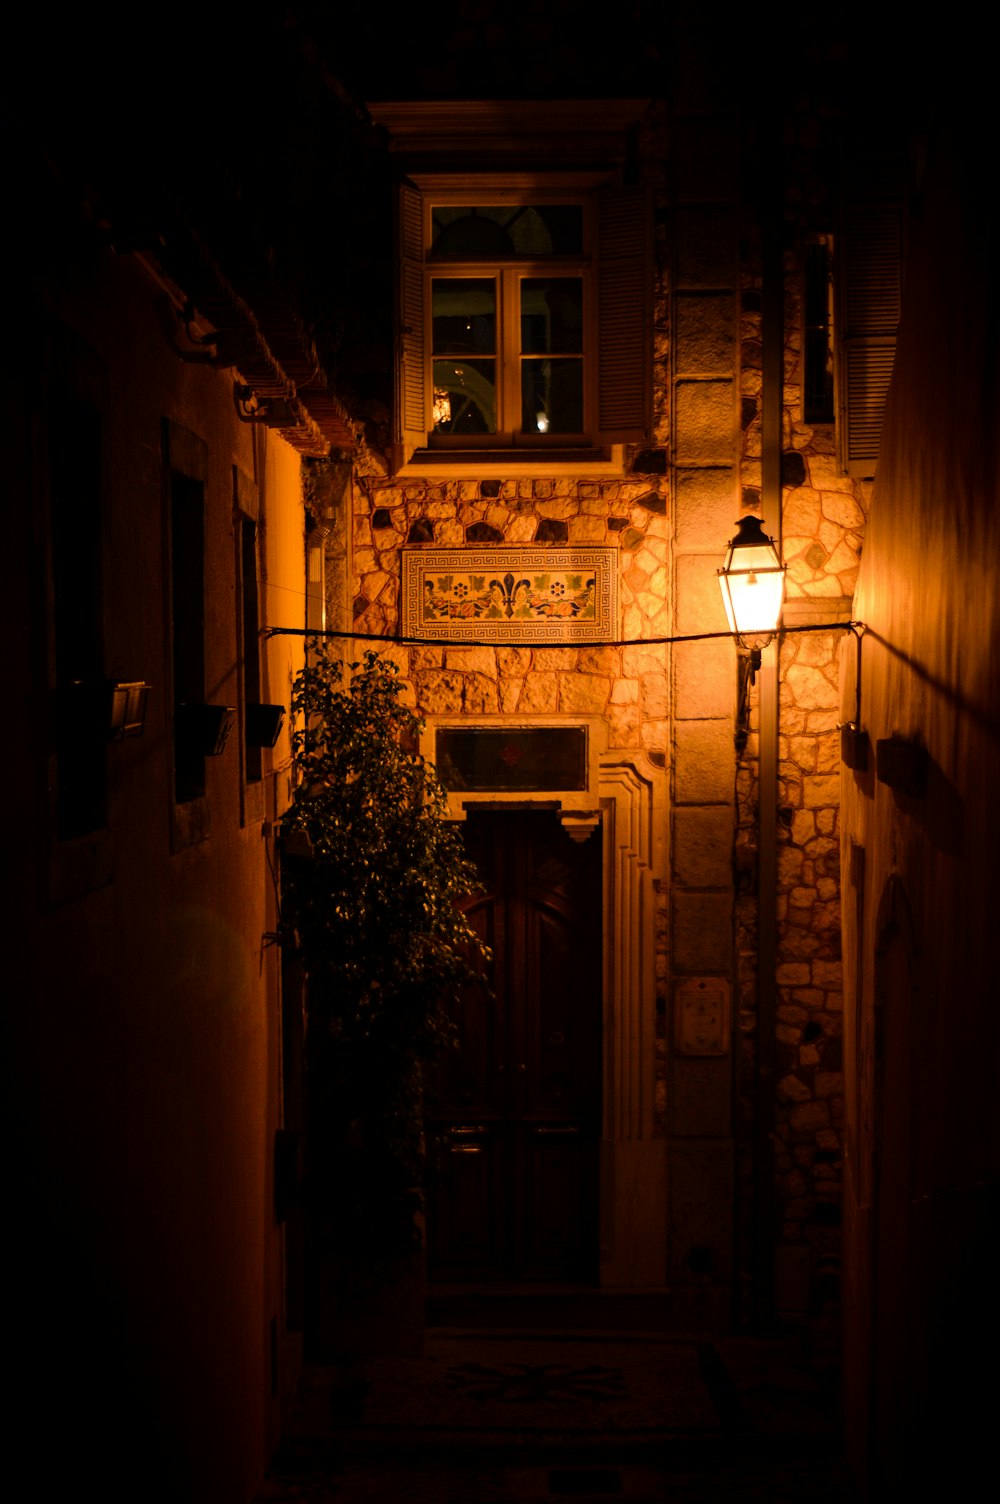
(803, 234), (835, 426)
(395, 177), (650, 473)
(833, 131), (905, 478)
(429, 197), (586, 446)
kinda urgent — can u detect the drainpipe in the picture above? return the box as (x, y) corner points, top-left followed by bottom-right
(754, 107), (783, 1334)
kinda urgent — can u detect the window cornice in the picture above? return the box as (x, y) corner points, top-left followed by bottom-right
(369, 99), (649, 164)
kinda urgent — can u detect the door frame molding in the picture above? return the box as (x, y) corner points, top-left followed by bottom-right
(423, 715), (668, 1286)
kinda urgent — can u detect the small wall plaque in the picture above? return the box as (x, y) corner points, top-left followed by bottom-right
(401, 546), (618, 643)
(674, 977), (730, 1057)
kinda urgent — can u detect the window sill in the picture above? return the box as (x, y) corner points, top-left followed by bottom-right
(394, 444), (625, 479)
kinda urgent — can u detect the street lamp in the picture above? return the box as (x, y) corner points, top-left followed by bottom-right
(717, 514), (786, 665)
(718, 515), (786, 751)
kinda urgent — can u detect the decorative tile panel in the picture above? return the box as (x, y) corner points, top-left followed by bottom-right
(402, 547), (618, 643)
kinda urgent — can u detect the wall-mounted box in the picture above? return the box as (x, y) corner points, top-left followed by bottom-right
(674, 977), (731, 1057)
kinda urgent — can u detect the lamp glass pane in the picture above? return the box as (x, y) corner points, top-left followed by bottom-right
(725, 563), (785, 635)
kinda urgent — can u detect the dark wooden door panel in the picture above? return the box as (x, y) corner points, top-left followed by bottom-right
(427, 1126), (506, 1276)
(522, 1127), (590, 1278)
(427, 810), (601, 1281)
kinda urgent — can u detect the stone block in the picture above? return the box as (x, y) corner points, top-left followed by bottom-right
(667, 1142), (734, 1282)
(637, 569), (670, 618)
(669, 1057), (732, 1137)
(808, 452), (859, 492)
(640, 718), (669, 753)
(497, 647), (532, 676)
(803, 774), (841, 808)
(784, 663), (837, 710)
(444, 648), (497, 676)
(578, 646), (623, 676)
(778, 846), (805, 884)
(622, 643), (666, 677)
(778, 1074), (811, 1103)
(463, 675), (500, 713)
(673, 719), (735, 804)
(531, 648), (579, 671)
(672, 892), (734, 972)
(674, 207), (739, 288)
(674, 380), (737, 464)
(640, 672), (669, 720)
(777, 962), (811, 986)
(507, 515), (537, 542)
(790, 809), (816, 845)
(675, 467), (738, 550)
(567, 515), (608, 542)
(409, 647), (444, 671)
(675, 292), (736, 375)
(789, 1100), (831, 1133)
(783, 488), (823, 538)
(607, 702), (640, 745)
(558, 672), (611, 714)
(673, 806), (733, 887)
(500, 679), (522, 712)
(518, 673), (559, 712)
(673, 638), (734, 720)
(415, 671), (464, 713)
(611, 678), (639, 704)
(820, 491), (866, 529)
(675, 552), (730, 635)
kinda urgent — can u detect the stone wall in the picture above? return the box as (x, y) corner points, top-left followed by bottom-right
(348, 474), (671, 753)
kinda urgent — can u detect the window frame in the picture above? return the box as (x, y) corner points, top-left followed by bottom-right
(31, 318), (114, 906)
(802, 233), (836, 428)
(234, 465), (267, 827)
(426, 187), (593, 450)
(394, 172), (651, 477)
(163, 419), (211, 851)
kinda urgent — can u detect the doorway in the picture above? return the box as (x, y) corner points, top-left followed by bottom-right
(426, 808), (602, 1281)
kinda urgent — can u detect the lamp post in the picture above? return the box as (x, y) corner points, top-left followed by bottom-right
(719, 513), (785, 1334)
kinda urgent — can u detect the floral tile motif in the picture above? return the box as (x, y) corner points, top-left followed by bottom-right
(402, 547), (618, 642)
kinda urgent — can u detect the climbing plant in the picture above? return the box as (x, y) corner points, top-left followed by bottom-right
(280, 642), (488, 1258)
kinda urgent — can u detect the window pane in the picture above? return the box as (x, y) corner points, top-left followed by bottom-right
(521, 278), (583, 354)
(520, 358), (583, 434)
(436, 727), (588, 792)
(433, 359), (497, 434)
(432, 279), (496, 354)
(430, 205), (583, 258)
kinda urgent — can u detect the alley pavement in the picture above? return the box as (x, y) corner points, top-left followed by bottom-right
(254, 1289), (858, 1503)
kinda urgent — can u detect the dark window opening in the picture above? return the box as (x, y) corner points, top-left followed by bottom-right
(52, 391), (106, 840)
(804, 236), (835, 425)
(239, 514), (262, 784)
(171, 472), (206, 804)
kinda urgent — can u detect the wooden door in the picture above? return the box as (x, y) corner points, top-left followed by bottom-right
(426, 809), (602, 1281)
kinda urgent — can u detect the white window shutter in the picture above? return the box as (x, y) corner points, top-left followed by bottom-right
(596, 183), (652, 444)
(396, 183), (428, 466)
(837, 166), (903, 478)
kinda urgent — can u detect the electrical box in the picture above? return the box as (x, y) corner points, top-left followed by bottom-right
(674, 977), (730, 1057)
